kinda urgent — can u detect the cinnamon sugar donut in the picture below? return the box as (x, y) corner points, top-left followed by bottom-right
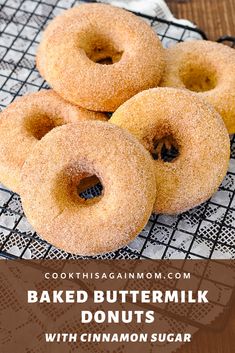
(111, 88), (230, 214)
(160, 40), (235, 133)
(36, 3), (165, 112)
(20, 121), (156, 255)
(0, 90), (106, 194)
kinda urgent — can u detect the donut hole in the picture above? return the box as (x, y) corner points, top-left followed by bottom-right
(88, 46), (123, 65)
(84, 34), (123, 65)
(54, 167), (104, 208)
(77, 175), (103, 200)
(24, 114), (56, 140)
(151, 135), (179, 162)
(180, 64), (217, 92)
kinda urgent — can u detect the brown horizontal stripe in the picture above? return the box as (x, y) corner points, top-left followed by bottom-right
(166, 0), (235, 40)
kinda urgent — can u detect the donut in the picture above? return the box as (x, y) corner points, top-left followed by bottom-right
(36, 3), (165, 112)
(160, 40), (235, 133)
(20, 121), (156, 255)
(0, 90), (107, 194)
(110, 88), (230, 214)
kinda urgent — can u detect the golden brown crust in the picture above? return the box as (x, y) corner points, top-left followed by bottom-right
(20, 121), (156, 255)
(0, 90), (107, 194)
(111, 88), (230, 214)
(160, 40), (235, 133)
(36, 3), (165, 112)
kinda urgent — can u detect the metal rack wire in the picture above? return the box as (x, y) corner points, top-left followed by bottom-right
(0, 0), (235, 260)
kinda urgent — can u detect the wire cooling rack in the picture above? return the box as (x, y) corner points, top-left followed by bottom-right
(0, 0), (235, 260)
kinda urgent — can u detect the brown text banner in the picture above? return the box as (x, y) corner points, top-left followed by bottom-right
(0, 260), (234, 353)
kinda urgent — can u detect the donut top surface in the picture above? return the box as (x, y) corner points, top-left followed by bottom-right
(111, 87), (230, 214)
(0, 90), (106, 193)
(160, 40), (235, 133)
(36, 3), (165, 111)
(20, 121), (156, 255)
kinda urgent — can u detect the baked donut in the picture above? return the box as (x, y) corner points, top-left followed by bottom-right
(160, 40), (235, 133)
(111, 88), (230, 214)
(36, 3), (165, 112)
(0, 90), (106, 194)
(20, 121), (156, 255)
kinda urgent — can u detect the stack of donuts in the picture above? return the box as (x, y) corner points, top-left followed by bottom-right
(0, 3), (234, 255)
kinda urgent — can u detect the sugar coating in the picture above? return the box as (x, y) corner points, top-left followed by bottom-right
(0, 90), (106, 194)
(111, 87), (230, 214)
(20, 121), (156, 255)
(36, 3), (165, 112)
(160, 40), (235, 133)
